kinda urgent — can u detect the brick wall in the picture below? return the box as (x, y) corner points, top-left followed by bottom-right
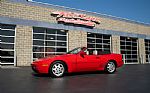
(68, 30), (87, 51)
(138, 39), (146, 64)
(0, 0), (150, 35)
(111, 35), (120, 54)
(15, 25), (32, 66)
(0, 0), (57, 23)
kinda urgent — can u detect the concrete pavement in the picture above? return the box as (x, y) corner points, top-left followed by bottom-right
(0, 65), (150, 93)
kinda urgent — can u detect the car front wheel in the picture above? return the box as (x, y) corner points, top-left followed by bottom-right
(105, 61), (116, 74)
(49, 61), (65, 78)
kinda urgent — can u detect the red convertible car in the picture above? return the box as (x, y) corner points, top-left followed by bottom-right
(31, 47), (123, 78)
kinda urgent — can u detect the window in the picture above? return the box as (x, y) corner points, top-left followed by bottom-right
(0, 23), (16, 65)
(33, 27), (68, 61)
(87, 32), (111, 52)
(145, 39), (150, 63)
(120, 36), (138, 64)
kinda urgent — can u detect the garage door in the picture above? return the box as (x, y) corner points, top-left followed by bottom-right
(87, 32), (111, 52)
(120, 36), (138, 64)
(32, 27), (68, 61)
(0, 23), (16, 65)
(145, 39), (150, 63)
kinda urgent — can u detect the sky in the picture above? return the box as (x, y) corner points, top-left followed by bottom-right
(34, 0), (150, 24)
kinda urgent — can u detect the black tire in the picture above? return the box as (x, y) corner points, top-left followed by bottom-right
(105, 61), (116, 74)
(49, 61), (66, 78)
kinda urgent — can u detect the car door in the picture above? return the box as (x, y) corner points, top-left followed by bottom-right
(76, 50), (100, 71)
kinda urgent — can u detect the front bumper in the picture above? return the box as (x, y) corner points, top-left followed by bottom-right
(31, 64), (39, 73)
(31, 62), (49, 74)
(117, 61), (124, 68)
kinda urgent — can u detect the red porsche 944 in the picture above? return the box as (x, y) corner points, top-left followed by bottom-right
(31, 47), (124, 78)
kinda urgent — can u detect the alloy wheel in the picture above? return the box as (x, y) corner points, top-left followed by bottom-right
(51, 63), (65, 77)
(106, 62), (116, 73)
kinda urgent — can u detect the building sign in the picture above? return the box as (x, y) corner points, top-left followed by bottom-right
(51, 11), (100, 27)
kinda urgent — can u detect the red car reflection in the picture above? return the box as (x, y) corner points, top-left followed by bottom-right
(31, 47), (124, 78)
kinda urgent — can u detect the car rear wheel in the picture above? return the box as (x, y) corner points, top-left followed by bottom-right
(105, 61), (116, 74)
(49, 61), (65, 78)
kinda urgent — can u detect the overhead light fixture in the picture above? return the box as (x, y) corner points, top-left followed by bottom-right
(127, 37), (130, 39)
(60, 29), (65, 32)
(27, 0), (33, 2)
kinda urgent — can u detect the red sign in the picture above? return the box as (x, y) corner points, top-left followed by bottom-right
(51, 11), (100, 27)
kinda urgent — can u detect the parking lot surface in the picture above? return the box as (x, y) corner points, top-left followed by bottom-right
(0, 65), (150, 93)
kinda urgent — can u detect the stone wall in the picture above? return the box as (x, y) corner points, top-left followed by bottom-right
(68, 30), (87, 51)
(15, 25), (32, 66)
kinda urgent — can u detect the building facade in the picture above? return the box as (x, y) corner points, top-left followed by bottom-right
(0, 0), (150, 66)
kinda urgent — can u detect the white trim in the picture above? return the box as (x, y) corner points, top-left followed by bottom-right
(1, 42), (15, 44)
(14, 26), (16, 66)
(1, 35), (15, 37)
(87, 42), (110, 45)
(87, 37), (110, 40)
(33, 39), (67, 42)
(137, 39), (140, 64)
(110, 35), (112, 52)
(122, 54), (126, 64)
(1, 49), (14, 51)
(33, 45), (45, 47)
(33, 39), (44, 41)
(1, 28), (15, 31)
(47, 33), (67, 36)
(33, 32), (67, 36)
(124, 61), (139, 64)
(31, 27), (34, 63)
(45, 40), (67, 42)
(1, 56), (14, 58)
(1, 63), (14, 65)
(66, 31), (69, 52)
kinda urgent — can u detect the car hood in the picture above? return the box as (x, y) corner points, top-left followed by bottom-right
(34, 54), (74, 62)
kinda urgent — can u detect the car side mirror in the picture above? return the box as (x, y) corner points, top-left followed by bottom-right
(80, 51), (86, 57)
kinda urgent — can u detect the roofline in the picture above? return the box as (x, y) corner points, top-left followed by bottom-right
(6, 0), (150, 26)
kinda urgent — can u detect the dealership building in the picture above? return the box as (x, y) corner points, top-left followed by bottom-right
(0, 0), (150, 66)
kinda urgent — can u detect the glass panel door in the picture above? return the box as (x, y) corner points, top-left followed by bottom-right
(87, 32), (111, 54)
(120, 36), (138, 64)
(145, 39), (150, 63)
(0, 23), (16, 65)
(33, 27), (68, 61)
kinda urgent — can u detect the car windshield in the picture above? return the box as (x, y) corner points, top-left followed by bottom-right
(67, 47), (85, 54)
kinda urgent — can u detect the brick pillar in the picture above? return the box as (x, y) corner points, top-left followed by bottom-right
(111, 35), (120, 54)
(138, 38), (146, 64)
(15, 25), (33, 66)
(68, 30), (87, 51)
